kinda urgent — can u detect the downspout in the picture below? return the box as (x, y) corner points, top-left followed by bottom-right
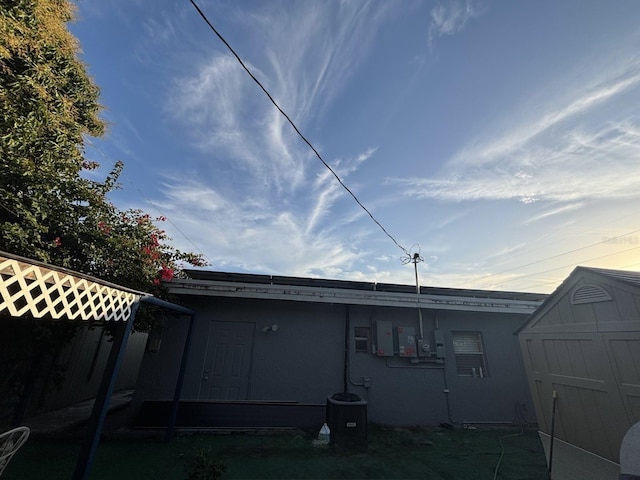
(343, 306), (350, 393)
(441, 366), (457, 426)
(434, 310), (456, 425)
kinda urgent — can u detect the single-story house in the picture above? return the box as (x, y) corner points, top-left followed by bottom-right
(133, 270), (546, 428)
(517, 266), (640, 480)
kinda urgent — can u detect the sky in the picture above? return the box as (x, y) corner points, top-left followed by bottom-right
(71, 0), (640, 293)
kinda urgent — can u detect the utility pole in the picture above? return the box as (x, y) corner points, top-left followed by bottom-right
(412, 252), (424, 338)
(403, 249), (425, 339)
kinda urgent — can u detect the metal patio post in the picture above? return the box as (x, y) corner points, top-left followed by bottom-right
(72, 300), (140, 480)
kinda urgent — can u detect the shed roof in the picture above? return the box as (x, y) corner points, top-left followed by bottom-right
(580, 266), (640, 288)
(516, 265), (640, 334)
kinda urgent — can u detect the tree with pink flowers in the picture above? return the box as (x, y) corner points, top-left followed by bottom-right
(0, 0), (206, 322)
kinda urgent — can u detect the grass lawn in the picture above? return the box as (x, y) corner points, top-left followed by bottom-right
(4, 426), (547, 479)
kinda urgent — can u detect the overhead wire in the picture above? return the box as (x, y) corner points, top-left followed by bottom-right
(481, 210), (640, 272)
(516, 258), (640, 292)
(188, 0), (409, 257)
(464, 227), (640, 289)
(483, 245), (640, 289)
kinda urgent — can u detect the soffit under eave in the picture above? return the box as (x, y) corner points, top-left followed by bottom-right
(168, 282), (541, 314)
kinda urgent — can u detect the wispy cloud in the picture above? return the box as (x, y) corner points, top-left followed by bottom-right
(428, 0), (482, 47)
(155, 174), (369, 278)
(167, 2), (391, 191)
(393, 63), (640, 205)
(158, 2), (398, 275)
(524, 202), (584, 224)
(455, 71), (640, 167)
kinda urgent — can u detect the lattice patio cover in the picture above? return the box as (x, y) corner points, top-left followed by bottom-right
(0, 255), (139, 322)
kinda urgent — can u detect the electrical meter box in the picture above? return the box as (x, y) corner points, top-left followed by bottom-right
(374, 320), (394, 356)
(417, 337), (431, 357)
(397, 326), (417, 358)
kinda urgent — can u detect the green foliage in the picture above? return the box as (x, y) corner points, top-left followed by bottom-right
(0, 0), (206, 330)
(185, 449), (227, 480)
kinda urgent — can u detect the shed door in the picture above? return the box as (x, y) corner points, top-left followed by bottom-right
(199, 321), (255, 400)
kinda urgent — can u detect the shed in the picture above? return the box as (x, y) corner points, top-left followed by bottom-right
(518, 266), (640, 480)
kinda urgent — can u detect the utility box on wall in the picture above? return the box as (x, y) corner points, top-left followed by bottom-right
(375, 320), (394, 356)
(434, 329), (446, 358)
(397, 326), (417, 358)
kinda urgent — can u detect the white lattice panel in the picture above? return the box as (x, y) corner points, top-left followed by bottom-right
(0, 256), (139, 321)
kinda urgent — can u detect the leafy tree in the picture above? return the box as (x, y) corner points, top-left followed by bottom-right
(0, 0), (205, 301)
(0, 0), (207, 426)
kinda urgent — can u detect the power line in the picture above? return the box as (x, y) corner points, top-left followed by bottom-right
(188, 0), (409, 256)
(482, 245), (640, 289)
(463, 227), (640, 289)
(517, 258), (640, 292)
(483, 210), (640, 271)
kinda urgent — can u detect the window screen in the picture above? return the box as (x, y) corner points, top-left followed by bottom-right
(452, 332), (487, 377)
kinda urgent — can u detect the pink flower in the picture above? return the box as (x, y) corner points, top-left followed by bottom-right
(53, 237), (62, 247)
(98, 221), (111, 234)
(153, 278), (161, 286)
(81, 160), (99, 170)
(159, 265), (174, 281)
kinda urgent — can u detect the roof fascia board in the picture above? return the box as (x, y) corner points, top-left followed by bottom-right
(168, 279), (541, 314)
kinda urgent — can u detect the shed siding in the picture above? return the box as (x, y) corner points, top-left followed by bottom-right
(521, 333), (630, 462)
(605, 334), (640, 423)
(611, 289), (637, 321)
(519, 268), (640, 468)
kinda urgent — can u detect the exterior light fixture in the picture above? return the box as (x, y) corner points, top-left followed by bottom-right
(262, 324), (279, 333)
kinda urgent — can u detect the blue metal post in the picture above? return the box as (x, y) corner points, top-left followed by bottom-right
(72, 301), (139, 480)
(164, 313), (196, 442)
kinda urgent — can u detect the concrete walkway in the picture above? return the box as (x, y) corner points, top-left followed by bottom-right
(23, 390), (134, 435)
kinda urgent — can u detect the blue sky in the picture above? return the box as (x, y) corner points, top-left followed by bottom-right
(72, 0), (640, 293)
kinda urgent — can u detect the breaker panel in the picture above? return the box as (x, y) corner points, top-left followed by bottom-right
(374, 320), (394, 357)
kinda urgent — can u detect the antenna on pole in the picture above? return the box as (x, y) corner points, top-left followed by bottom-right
(401, 246), (425, 339)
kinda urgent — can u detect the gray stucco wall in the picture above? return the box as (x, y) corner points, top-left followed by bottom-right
(348, 307), (534, 425)
(133, 296), (534, 426)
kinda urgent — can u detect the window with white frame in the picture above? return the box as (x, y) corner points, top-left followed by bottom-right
(452, 332), (488, 377)
(354, 326), (371, 353)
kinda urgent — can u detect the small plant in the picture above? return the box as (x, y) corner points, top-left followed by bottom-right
(185, 448), (227, 480)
